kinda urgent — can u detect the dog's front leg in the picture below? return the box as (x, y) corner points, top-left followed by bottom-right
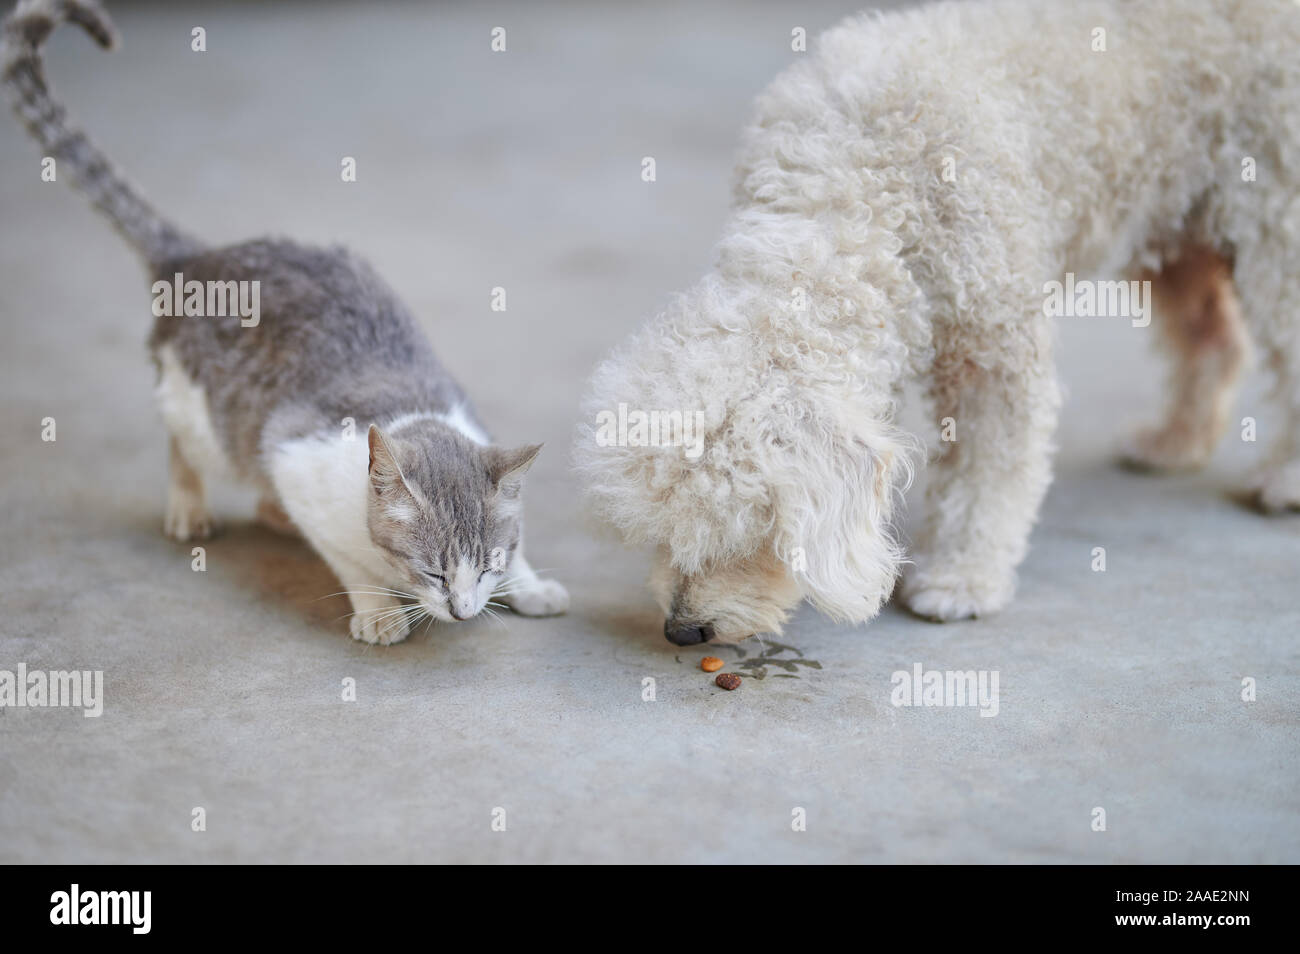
(901, 322), (1061, 621)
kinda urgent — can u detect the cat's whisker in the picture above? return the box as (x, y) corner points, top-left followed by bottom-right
(368, 604), (422, 625)
(340, 592), (422, 608)
(338, 583), (419, 599)
(343, 602), (421, 627)
(315, 585), (419, 604)
(493, 572), (541, 588)
(372, 603), (426, 639)
(337, 598), (418, 620)
(490, 572), (532, 587)
(490, 571), (560, 600)
(318, 592), (360, 603)
(377, 606), (423, 642)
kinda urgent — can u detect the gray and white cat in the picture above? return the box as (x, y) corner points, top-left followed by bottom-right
(4, 0), (568, 643)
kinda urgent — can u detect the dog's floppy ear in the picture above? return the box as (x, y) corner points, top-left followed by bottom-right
(770, 418), (913, 623)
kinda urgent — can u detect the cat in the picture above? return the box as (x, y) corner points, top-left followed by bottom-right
(3, 0), (568, 644)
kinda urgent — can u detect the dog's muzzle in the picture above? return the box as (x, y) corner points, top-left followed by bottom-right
(664, 620), (714, 645)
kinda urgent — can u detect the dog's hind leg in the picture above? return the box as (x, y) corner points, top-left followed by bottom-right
(1249, 351), (1300, 512)
(1120, 246), (1249, 472)
(901, 316), (1062, 622)
(1230, 218), (1300, 512)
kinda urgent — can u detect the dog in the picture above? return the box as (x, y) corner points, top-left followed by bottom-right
(576, 0), (1300, 645)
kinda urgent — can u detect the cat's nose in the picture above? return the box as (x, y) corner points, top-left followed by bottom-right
(450, 596), (476, 621)
(664, 620), (714, 645)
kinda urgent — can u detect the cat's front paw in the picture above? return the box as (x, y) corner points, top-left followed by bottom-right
(503, 578), (569, 617)
(348, 598), (410, 645)
(164, 493), (216, 541)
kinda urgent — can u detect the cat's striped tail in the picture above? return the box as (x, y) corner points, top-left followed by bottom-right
(3, 0), (202, 267)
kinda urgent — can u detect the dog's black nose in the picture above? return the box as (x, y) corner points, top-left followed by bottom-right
(664, 621), (714, 645)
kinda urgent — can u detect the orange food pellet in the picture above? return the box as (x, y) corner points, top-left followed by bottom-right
(701, 656), (724, 672)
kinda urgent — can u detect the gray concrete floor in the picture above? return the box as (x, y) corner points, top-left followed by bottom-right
(1, 0), (1296, 863)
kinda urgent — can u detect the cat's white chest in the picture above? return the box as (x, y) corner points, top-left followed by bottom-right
(268, 432), (392, 582)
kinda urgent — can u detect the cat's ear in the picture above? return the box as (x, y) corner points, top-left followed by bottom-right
(367, 424), (409, 497)
(487, 443), (542, 500)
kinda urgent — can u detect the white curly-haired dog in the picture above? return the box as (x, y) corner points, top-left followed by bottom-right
(577, 0), (1300, 645)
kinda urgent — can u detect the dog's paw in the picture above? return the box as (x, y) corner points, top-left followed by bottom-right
(349, 600), (410, 645)
(164, 493), (216, 541)
(1118, 427), (1210, 473)
(503, 578), (569, 617)
(900, 569), (1013, 622)
(1249, 461), (1300, 513)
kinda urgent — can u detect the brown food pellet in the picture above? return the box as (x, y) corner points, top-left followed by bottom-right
(701, 656), (724, 672)
(715, 673), (742, 691)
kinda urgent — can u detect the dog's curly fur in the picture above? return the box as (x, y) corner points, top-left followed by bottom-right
(577, 0), (1300, 643)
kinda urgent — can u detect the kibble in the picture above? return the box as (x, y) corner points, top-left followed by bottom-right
(715, 673), (742, 691)
(701, 656), (724, 672)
